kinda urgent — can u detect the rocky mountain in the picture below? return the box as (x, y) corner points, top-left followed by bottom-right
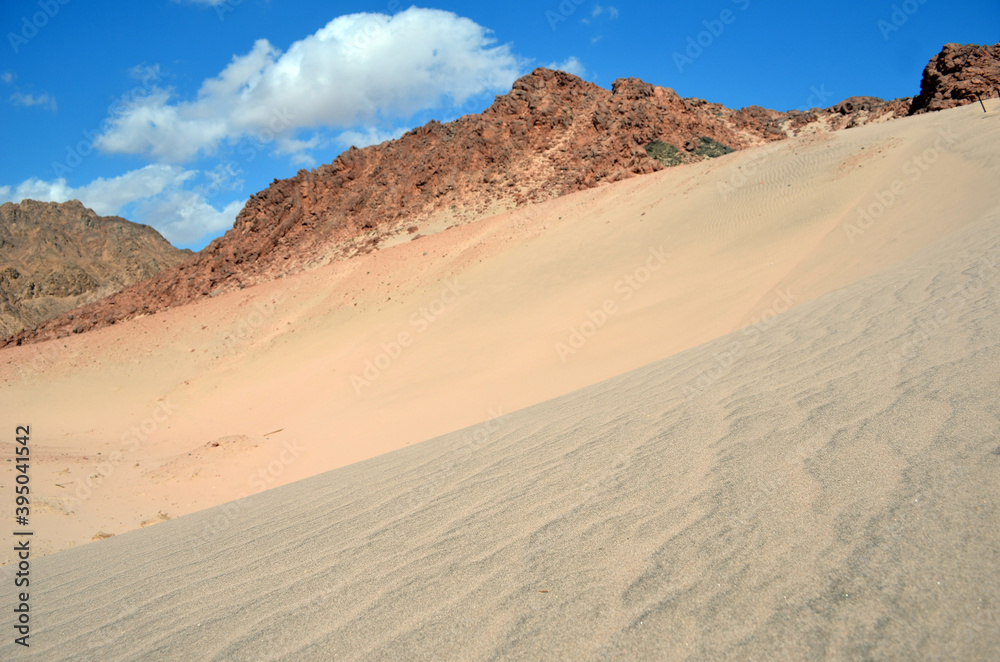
(0, 200), (190, 337)
(7, 42), (998, 348)
(910, 42), (1000, 113)
(2, 73), (910, 347)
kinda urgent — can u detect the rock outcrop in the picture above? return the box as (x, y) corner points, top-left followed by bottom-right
(0, 65), (924, 346)
(910, 42), (1000, 114)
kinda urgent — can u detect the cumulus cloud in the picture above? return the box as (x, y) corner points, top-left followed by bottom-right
(131, 192), (243, 246)
(95, 7), (523, 163)
(335, 126), (409, 150)
(10, 91), (56, 111)
(4, 165), (193, 215)
(274, 134), (325, 167)
(0, 165), (241, 246)
(547, 57), (587, 78)
(1, 72), (14, 85)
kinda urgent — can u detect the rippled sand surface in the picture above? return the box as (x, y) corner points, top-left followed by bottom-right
(11, 195), (1000, 660)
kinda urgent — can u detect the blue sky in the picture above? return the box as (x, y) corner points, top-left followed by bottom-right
(1, 0), (996, 250)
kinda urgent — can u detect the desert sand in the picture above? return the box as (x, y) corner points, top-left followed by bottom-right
(1, 101), (999, 658)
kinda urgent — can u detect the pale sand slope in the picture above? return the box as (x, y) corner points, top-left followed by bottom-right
(5, 175), (999, 660)
(3, 103), (1000, 558)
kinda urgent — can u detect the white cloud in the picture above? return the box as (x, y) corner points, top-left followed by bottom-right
(172, 0), (228, 5)
(275, 134), (324, 166)
(10, 92), (56, 111)
(127, 63), (161, 82)
(3, 165), (193, 215)
(585, 5), (618, 23)
(131, 192), (243, 245)
(0, 165), (241, 246)
(547, 57), (587, 78)
(1, 72), (14, 85)
(96, 7), (523, 164)
(335, 126), (408, 150)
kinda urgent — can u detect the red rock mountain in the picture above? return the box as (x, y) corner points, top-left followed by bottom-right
(9, 42), (1000, 347)
(0, 200), (190, 338)
(910, 42), (1000, 113)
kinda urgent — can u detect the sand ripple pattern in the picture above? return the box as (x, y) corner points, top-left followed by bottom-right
(7, 212), (1000, 659)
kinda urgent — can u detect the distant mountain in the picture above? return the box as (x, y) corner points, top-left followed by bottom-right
(0, 199), (190, 338)
(5, 41), (999, 348)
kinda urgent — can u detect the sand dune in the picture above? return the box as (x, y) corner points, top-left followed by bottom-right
(2, 102), (999, 561)
(3, 101), (1000, 658)
(4, 167), (999, 659)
